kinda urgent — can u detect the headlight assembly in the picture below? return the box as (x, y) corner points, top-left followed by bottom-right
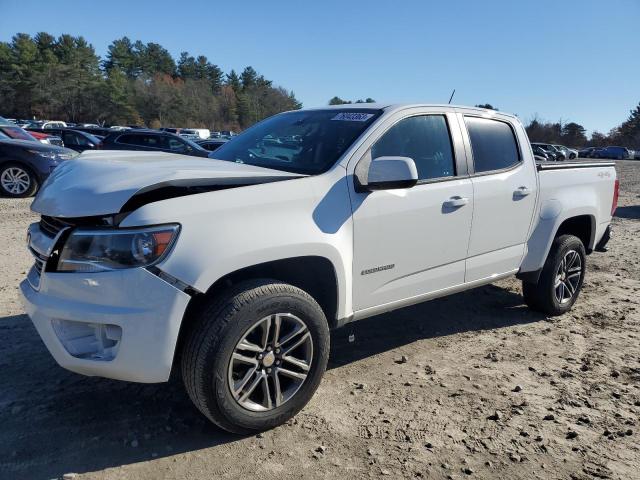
(57, 224), (180, 272)
(27, 149), (58, 159)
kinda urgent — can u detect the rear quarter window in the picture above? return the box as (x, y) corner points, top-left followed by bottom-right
(465, 117), (520, 173)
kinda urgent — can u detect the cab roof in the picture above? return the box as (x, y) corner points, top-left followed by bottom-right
(303, 103), (519, 120)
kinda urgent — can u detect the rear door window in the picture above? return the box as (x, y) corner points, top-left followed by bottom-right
(465, 117), (520, 173)
(118, 134), (163, 149)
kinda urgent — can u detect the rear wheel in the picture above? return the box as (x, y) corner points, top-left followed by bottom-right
(523, 235), (586, 316)
(0, 163), (38, 197)
(182, 279), (330, 434)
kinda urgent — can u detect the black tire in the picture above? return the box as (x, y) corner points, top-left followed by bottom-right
(522, 234), (586, 316)
(181, 279), (330, 434)
(0, 162), (38, 197)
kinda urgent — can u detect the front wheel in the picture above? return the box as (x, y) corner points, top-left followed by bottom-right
(182, 279), (330, 434)
(522, 234), (586, 316)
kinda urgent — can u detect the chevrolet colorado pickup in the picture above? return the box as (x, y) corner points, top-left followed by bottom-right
(20, 104), (618, 433)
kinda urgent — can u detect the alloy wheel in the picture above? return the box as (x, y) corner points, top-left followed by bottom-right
(554, 249), (582, 305)
(228, 313), (313, 412)
(1, 167), (31, 195)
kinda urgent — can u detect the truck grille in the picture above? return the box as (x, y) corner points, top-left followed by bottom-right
(39, 216), (73, 238)
(27, 247), (47, 290)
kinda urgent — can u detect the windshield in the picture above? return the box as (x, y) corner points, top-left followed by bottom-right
(211, 109), (382, 174)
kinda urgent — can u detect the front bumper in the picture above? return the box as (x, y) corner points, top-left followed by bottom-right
(20, 266), (191, 383)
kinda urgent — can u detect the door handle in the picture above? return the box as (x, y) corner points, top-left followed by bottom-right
(513, 186), (532, 198)
(443, 196), (469, 208)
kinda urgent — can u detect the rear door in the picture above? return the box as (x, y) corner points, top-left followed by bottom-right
(350, 110), (474, 312)
(460, 115), (538, 282)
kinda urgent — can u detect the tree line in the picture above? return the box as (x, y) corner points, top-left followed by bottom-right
(476, 102), (640, 149)
(525, 105), (640, 149)
(0, 33), (302, 130)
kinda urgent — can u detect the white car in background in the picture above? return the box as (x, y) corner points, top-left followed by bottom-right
(179, 129), (210, 140)
(42, 121), (68, 129)
(21, 104), (618, 434)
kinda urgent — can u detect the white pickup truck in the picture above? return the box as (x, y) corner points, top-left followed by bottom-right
(21, 104), (618, 434)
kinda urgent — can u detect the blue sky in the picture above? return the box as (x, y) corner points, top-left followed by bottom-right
(1, 0), (638, 134)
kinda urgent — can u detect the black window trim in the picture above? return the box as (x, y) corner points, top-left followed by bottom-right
(368, 112), (461, 186)
(463, 114), (523, 177)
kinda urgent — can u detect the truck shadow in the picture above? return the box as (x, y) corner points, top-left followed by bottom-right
(0, 284), (545, 479)
(329, 283), (544, 369)
(614, 205), (640, 220)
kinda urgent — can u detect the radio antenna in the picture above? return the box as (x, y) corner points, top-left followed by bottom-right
(448, 89), (456, 104)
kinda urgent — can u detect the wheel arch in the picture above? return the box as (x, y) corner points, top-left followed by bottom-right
(518, 212), (596, 283)
(554, 214), (595, 253)
(173, 255), (340, 368)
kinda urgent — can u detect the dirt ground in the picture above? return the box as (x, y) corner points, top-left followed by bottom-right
(0, 161), (638, 480)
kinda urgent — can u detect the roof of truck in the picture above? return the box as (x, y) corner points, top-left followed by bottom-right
(303, 103), (518, 119)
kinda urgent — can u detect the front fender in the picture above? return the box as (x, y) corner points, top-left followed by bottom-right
(120, 169), (354, 320)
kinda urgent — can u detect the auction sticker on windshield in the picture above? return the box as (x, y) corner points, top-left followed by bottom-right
(331, 112), (375, 121)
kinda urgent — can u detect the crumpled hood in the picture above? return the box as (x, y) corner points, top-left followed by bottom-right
(31, 150), (303, 217)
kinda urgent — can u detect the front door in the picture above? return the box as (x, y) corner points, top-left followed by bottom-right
(351, 112), (474, 313)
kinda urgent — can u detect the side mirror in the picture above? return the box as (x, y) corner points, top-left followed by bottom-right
(366, 156), (418, 191)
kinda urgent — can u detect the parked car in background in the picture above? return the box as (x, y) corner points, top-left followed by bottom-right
(109, 126), (131, 131)
(0, 118), (64, 147)
(531, 144), (552, 160)
(29, 131), (65, 147)
(533, 143), (566, 160)
(41, 121), (68, 129)
(531, 143), (560, 161)
(195, 138), (228, 152)
(28, 128), (101, 152)
(72, 126), (114, 138)
(588, 147), (604, 159)
(578, 147), (597, 158)
(0, 137), (77, 197)
(181, 128), (210, 139)
(563, 146), (578, 159)
(100, 129), (212, 158)
(179, 132), (201, 141)
(598, 146), (632, 160)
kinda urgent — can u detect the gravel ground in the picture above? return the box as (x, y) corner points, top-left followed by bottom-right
(0, 161), (638, 480)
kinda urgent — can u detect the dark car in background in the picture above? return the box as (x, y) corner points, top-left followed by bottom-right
(72, 126), (115, 138)
(597, 146), (632, 160)
(27, 127), (101, 152)
(578, 146), (598, 158)
(195, 138), (228, 152)
(100, 130), (212, 157)
(0, 136), (77, 197)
